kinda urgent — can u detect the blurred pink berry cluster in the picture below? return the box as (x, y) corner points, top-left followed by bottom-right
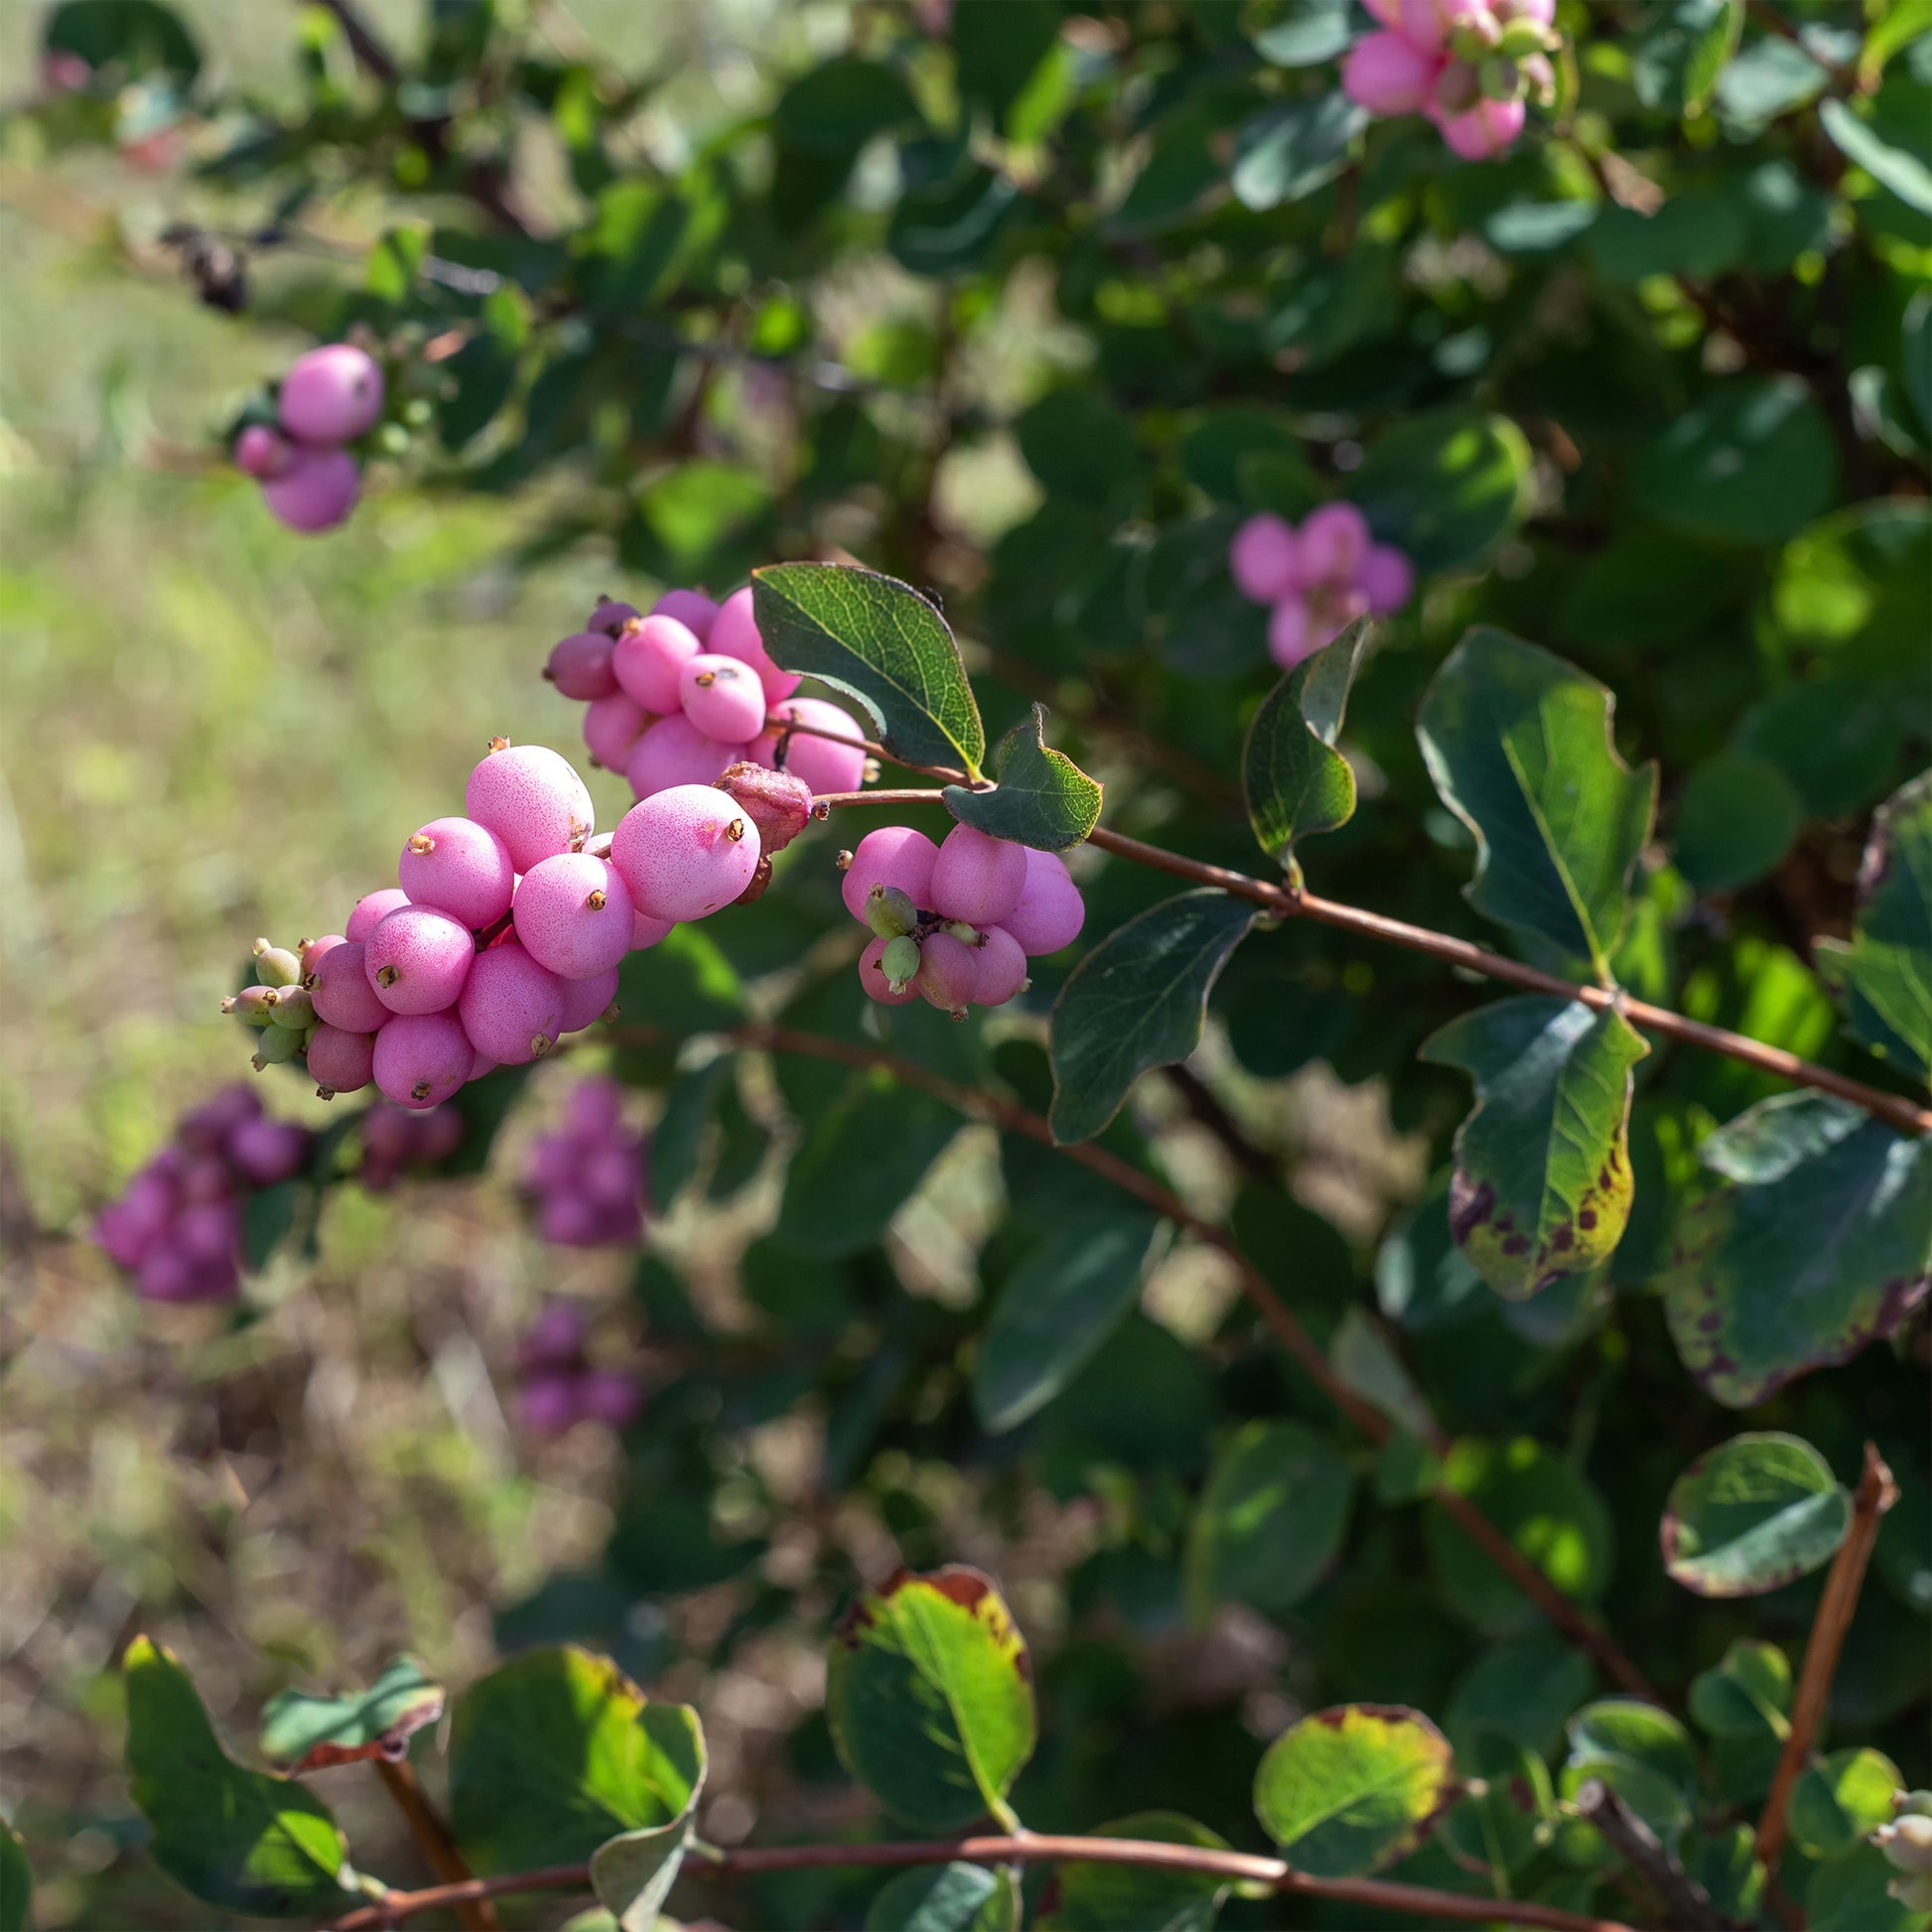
(523, 1078), (647, 1248)
(232, 344), (384, 533)
(842, 823), (1085, 1018)
(1229, 504), (1413, 670)
(1342, 0), (1559, 160)
(547, 587), (872, 803)
(515, 1299), (643, 1436)
(359, 1103), (465, 1191)
(91, 1087), (309, 1303)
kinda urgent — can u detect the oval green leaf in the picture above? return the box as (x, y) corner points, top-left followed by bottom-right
(1352, 413), (1531, 574)
(944, 703), (1102, 852)
(777, 1070), (961, 1255)
(0, 1822), (27, 1932)
(259, 1655), (445, 1771)
(866, 1863), (1020, 1932)
(1252, 1704), (1456, 1877)
(1561, 1699), (1699, 1845)
(1688, 1639), (1791, 1740)
(1661, 1432), (1852, 1597)
(1038, 1813), (1232, 1931)
(586, 1707), (707, 1932)
(827, 1566), (1035, 1831)
(1185, 1420), (1355, 1620)
(1674, 753), (1803, 894)
(1242, 618), (1367, 880)
(1789, 1747), (1903, 1862)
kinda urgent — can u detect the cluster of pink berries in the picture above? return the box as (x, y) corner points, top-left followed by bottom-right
(522, 1078), (647, 1248)
(545, 588), (872, 804)
(1229, 503), (1414, 670)
(358, 1103), (465, 1192)
(840, 823), (1086, 1017)
(232, 344), (384, 533)
(91, 1086), (309, 1303)
(1342, 0), (1559, 161)
(514, 1299), (644, 1436)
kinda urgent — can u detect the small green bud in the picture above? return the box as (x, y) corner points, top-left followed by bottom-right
(940, 919), (984, 947)
(1449, 13), (1501, 60)
(254, 945), (302, 988)
(1496, 14), (1554, 58)
(251, 1026), (300, 1070)
(1478, 54), (1521, 100)
(268, 985), (315, 1030)
(865, 883), (919, 938)
(882, 933), (921, 994)
(224, 984), (279, 1028)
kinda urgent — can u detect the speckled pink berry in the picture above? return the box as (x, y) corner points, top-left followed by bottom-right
(310, 940), (392, 1034)
(1297, 502), (1371, 585)
(300, 933), (346, 981)
(399, 816), (514, 929)
(234, 424), (294, 481)
(612, 614), (701, 713)
(513, 853), (635, 981)
(678, 653), (767, 744)
(971, 925), (1031, 1006)
(1229, 513), (1299, 603)
(916, 931), (979, 1018)
(1003, 848), (1086, 956)
(584, 691), (648, 770)
(929, 824), (1027, 927)
(611, 784), (762, 922)
(559, 965), (620, 1033)
(859, 934), (920, 1005)
(546, 630), (619, 701)
(1361, 544), (1414, 615)
(755, 696), (868, 795)
(458, 940), (564, 1065)
(650, 589), (719, 638)
(346, 888), (410, 942)
(373, 1011), (473, 1109)
(364, 905), (476, 1016)
(278, 344), (384, 444)
(308, 1024), (376, 1098)
(631, 909), (675, 951)
(624, 714), (736, 799)
(840, 826), (938, 924)
(262, 446), (359, 533)
(707, 586), (799, 705)
(465, 740), (595, 873)
(589, 598), (640, 638)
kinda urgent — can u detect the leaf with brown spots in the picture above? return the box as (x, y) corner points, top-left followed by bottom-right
(258, 1656), (444, 1773)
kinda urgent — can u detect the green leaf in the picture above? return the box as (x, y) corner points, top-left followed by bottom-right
(1689, 1639), (1791, 1739)
(1, 1821), (32, 1932)
(827, 1566), (1035, 1831)
(777, 1070), (961, 1255)
(649, 1057), (733, 1214)
(1661, 1092), (1932, 1408)
(1735, 676), (1905, 819)
(752, 563), (986, 779)
(774, 57), (919, 153)
(1038, 1813), (1231, 1931)
(1230, 96), (1364, 210)
(1352, 413), (1531, 575)
(586, 1709), (707, 1932)
(1015, 388), (1142, 514)
(1815, 772), (1932, 1087)
(449, 1647), (704, 1874)
(1185, 1420), (1355, 1620)
(1561, 1700), (1698, 1845)
(1673, 753), (1803, 894)
(1821, 96), (1932, 214)
(1442, 1727), (1556, 1875)
(1445, 1637), (1592, 1759)
(1251, 0), (1356, 68)
(1789, 1747), (1903, 1861)
(1632, 0), (1742, 115)
(974, 1212), (1161, 1433)
(1252, 1705), (1456, 1877)
(258, 1656), (445, 1771)
(943, 704), (1102, 852)
(1634, 376), (1839, 545)
(867, 1863), (1020, 1932)
(953, 0), (1060, 127)
(122, 1636), (346, 1918)
(241, 1181), (299, 1272)
(1375, 1169), (1488, 1332)
(1808, 1844), (1929, 1932)
(1422, 996), (1649, 1300)
(45, 0), (201, 84)
(1417, 629), (1657, 980)
(1661, 1433), (1852, 1597)
(1048, 892), (1256, 1144)
(1242, 619), (1368, 880)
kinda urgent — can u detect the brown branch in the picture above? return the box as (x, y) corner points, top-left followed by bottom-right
(1574, 1778), (1735, 1930)
(311, 0), (400, 82)
(1165, 1062), (1278, 1184)
(1753, 1444), (1900, 1873)
(373, 1761), (497, 1932)
(326, 1834), (1642, 1932)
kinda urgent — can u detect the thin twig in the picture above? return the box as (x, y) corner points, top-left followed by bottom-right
(1574, 1778), (1735, 1930)
(325, 1834), (1641, 1932)
(372, 1761), (498, 1932)
(1753, 1444), (1900, 1873)
(312, 0), (398, 81)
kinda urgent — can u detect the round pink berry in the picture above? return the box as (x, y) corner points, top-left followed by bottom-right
(517, 1373), (583, 1435)
(916, 931), (980, 1018)
(457, 939), (564, 1065)
(174, 1199), (242, 1268)
(226, 1116), (309, 1185)
(308, 1025), (377, 1099)
(311, 940), (392, 1034)
(372, 1011), (474, 1110)
(1343, 29), (1443, 114)
(301, 933), (346, 977)
(589, 598), (640, 638)
(399, 816), (515, 930)
(1432, 92), (1525, 158)
(1229, 513), (1299, 603)
(929, 824), (1027, 927)
(180, 1086), (258, 1153)
(678, 653), (767, 744)
(584, 691), (648, 771)
(624, 714), (736, 799)
(469, 1045), (497, 1082)
(755, 696), (868, 795)
(346, 888), (410, 942)
(970, 926), (1031, 1007)
(1004, 848), (1087, 956)
(1268, 593), (1313, 670)
(364, 905), (477, 1016)
(539, 1194), (601, 1248)
(841, 826), (939, 924)
(513, 854), (635, 981)
(1297, 501), (1372, 585)
(278, 344), (385, 444)
(707, 586), (799, 705)
(559, 965), (620, 1033)
(650, 589), (719, 638)
(1361, 544), (1414, 615)
(520, 1301), (587, 1369)
(262, 447), (359, 533)
(612, 614), (702, 713)
(465, 741), (595, 874)
(234, 424), (294, 481)
(580, 1369), (642, 1429)
(565, 1078), (625, 1141)
(546, 630), (619, 702)
(611, 784), (763, 923)
(859, 934), (920, 1005)
(631, 909), (676, 951)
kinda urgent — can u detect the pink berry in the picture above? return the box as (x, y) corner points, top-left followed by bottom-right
(346, 888), (410, 942)
(707, 586), (799, 705)
(1297, 502), (1372, 585)
(226, 1116), (309, 1185)
(308, 1025), (377, 1099)
(234, 424), (293, 481)
(678, 653), (767, 744)
(624, 714), (736, 799)
(465, 741), (595, 873)
(174, 1199), (241, 1268)
(517, 1373), (583, 1434)
(180, 1156), (232, 1204)
(1343, 30), (1443, 114)
(1269, 594), (1314, 669)
(262, 447), (359, 533)
(611, 784), (762, 922)
(859, 934), (920, 1005)
(546, 630), (619, 701)
(970, 926), (1031, 1007)
(365, 905), (476, 1016)
(458, 941), (564, 1065)
(1229, 513), (1299, 603)
(612, 614), (702, 713)
(841, 826), (939, 924)
(1432, 92), (1525, 159)
(584, 691), (648, 771)
(136, 1243), (199, 1304)
(469, 1045), (497, 1081)
(311, 940), (392, 1034)
(399, 816), (514, 929)
(520, 1301), (587, 1369)
(538, 1194), (601, 1247)
(755, 697), (867, 795)
(559, 965), (620, 1033)
(579, 1143), (639, 1209)
(929, 824), (1027, 927)
(93, 1202), (156, 1270)
(277, 344), (385, 444)
(650, 589), (719, 639)
(300, 933), (346, 978)
(589, 598), (641, 638)
(1004, 848), (1087, 956)
(373, 1011), (473, 1109)
(581, 1369), (642, 1429)
(631, 908), (676, 951)
(513, 854), (635, 980)
(179, 1086), (259, 1154)
(566, 1079), (625, 1141)
(1361, 545), (1414, 615)
(916, 931), (979, 1018)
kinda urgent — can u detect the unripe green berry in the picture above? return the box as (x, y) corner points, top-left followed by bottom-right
(940, 919), (984, 947)
(268, 985), (316, 1030)
(1496, 15), (1554, 58)
(866, 883), (919, 938)
(402, 397), (433, 427)
(1479, 54), (1521, 100)
(224, 985), (279, 1028)
(375, 423), (410, 458)
(254, 945), (303, 988)
(881, 933), (921, 993)
(251, 1026), (301, 1069)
